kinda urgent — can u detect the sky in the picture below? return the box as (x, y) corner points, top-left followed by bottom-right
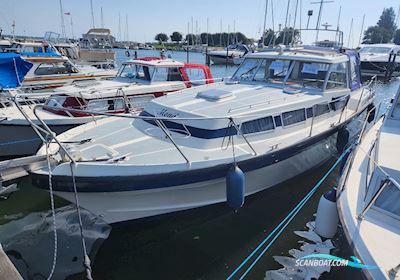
(0, 0), (399, 47)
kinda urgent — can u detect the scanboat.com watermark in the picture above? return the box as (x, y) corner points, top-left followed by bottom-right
(296, 254), (380, 269)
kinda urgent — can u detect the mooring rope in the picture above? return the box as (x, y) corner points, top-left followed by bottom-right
(226, 142), (356, 280)
(69, 163), (93, 280)
(45, 143), (58, 280)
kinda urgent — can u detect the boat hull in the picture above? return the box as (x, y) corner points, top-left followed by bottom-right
(0, 123), (77, 158)
(33, 128), (343, 224)
(209, 54), (237, 65)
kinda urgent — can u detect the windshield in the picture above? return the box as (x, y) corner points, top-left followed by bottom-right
(232, 58), (345, 90)
(118, 64), (153, 81)
(232, 58), (292, 83)
(286, 61), (330, 89)
(359, 47), (392, 54)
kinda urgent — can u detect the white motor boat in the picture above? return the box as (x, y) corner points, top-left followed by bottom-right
(337, 87), (400, 280)
(0, 57), (214, 157)
(31, 46), (375, 224)
(208, 43), (250, 65)
(359, 44), (400, 78)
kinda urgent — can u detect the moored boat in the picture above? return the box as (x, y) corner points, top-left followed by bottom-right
(337, 86), (400, 280)
(0, 57), (214, 157)
(31, 46), (375, 224)
(359, 44), (400, 78)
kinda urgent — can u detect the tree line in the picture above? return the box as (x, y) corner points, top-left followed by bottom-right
(154, 31), (251, 46)
(363, 7), (400, 44)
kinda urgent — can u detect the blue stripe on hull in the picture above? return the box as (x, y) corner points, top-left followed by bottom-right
(31, 119), (349, 192)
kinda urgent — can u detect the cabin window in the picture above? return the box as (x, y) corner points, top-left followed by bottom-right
(326, 62), (347, 89)
(118, 64), (151, 81)
(34, 62), (78, 75)
(168, 68), (184, 82)
(286, 62), (329, 89)
(127, 95), (155, 108)
(182, 68), (207, 85)
(349, 55), (361, 90)
(274, 115), (282, 127)
(313, 103), (330, 117)
(232, 58), (262, 81)
(390, 95), (400, 119)
(267, 60), (291, 82)
(240, 116), (274, 134)
(330, 95), (349, 111)
(374, 181), (400, 217)
(252, 60), (268, 81)
(152, 67), (169, 82)
(359, 47), (391, 54)
(87, 97), (126, 112)
(252, 59), (291, 83)
(282, 109), (306, 126)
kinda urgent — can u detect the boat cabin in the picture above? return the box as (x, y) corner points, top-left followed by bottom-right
(117, 57), (213, 87)
(42, 57), (214, 116)
(231, 47), (361, 92)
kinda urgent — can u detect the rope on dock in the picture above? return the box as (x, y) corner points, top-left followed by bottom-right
(226, 142), (356, 280)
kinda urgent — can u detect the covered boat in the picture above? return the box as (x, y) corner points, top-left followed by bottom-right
(31, 46), (375, 223)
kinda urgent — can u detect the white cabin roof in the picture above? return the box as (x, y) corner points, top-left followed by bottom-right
(246, 48), (348, 64)
(123, 58), (184, 68)
(360, 43), (400, 50)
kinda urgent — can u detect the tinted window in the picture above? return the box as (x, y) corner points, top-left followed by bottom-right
(326, 62), (347, 89)
(241, 116), (274, 134)
(35, 62), (78, 75)
(314, 103), (330, 117)
(282, 109), (306, 126)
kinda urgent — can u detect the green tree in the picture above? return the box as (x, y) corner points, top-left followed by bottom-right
(377, 7), (397, 35)
(260, 28), (276, 46)
(275, 28), (300, 45)
(362, 26), (392, 44)
(170, 32), (182, 43)
(155, 33), (169, 43)
(394, 29), (400, 44)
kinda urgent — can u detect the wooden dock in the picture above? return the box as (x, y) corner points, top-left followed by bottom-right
(0, 243), (22, 280)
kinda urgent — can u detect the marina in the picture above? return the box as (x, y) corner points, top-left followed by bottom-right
(1, 0), (400, 279)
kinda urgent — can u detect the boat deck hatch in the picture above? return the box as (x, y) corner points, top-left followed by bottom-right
(196, 89), (234, 101)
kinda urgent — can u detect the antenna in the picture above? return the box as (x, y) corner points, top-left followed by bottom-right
(59, 0), (66, 38)
(90, 0), (95, 28)
(101, 7), (104, 28)
(311, 0), (334, 42)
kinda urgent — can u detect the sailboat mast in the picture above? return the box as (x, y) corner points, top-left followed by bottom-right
(282, 0), (290, 45)
(261, 0), (268, 47)
(59, 0), (66, 38)
(358, 14), (365, 47)
(90, 0), (95, 28)
(101, 7), (104, 28)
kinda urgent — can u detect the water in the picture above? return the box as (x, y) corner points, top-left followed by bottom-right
(0, 51), (399, 280)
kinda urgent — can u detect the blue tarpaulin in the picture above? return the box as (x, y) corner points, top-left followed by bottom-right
(0, 53), (33, 89)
